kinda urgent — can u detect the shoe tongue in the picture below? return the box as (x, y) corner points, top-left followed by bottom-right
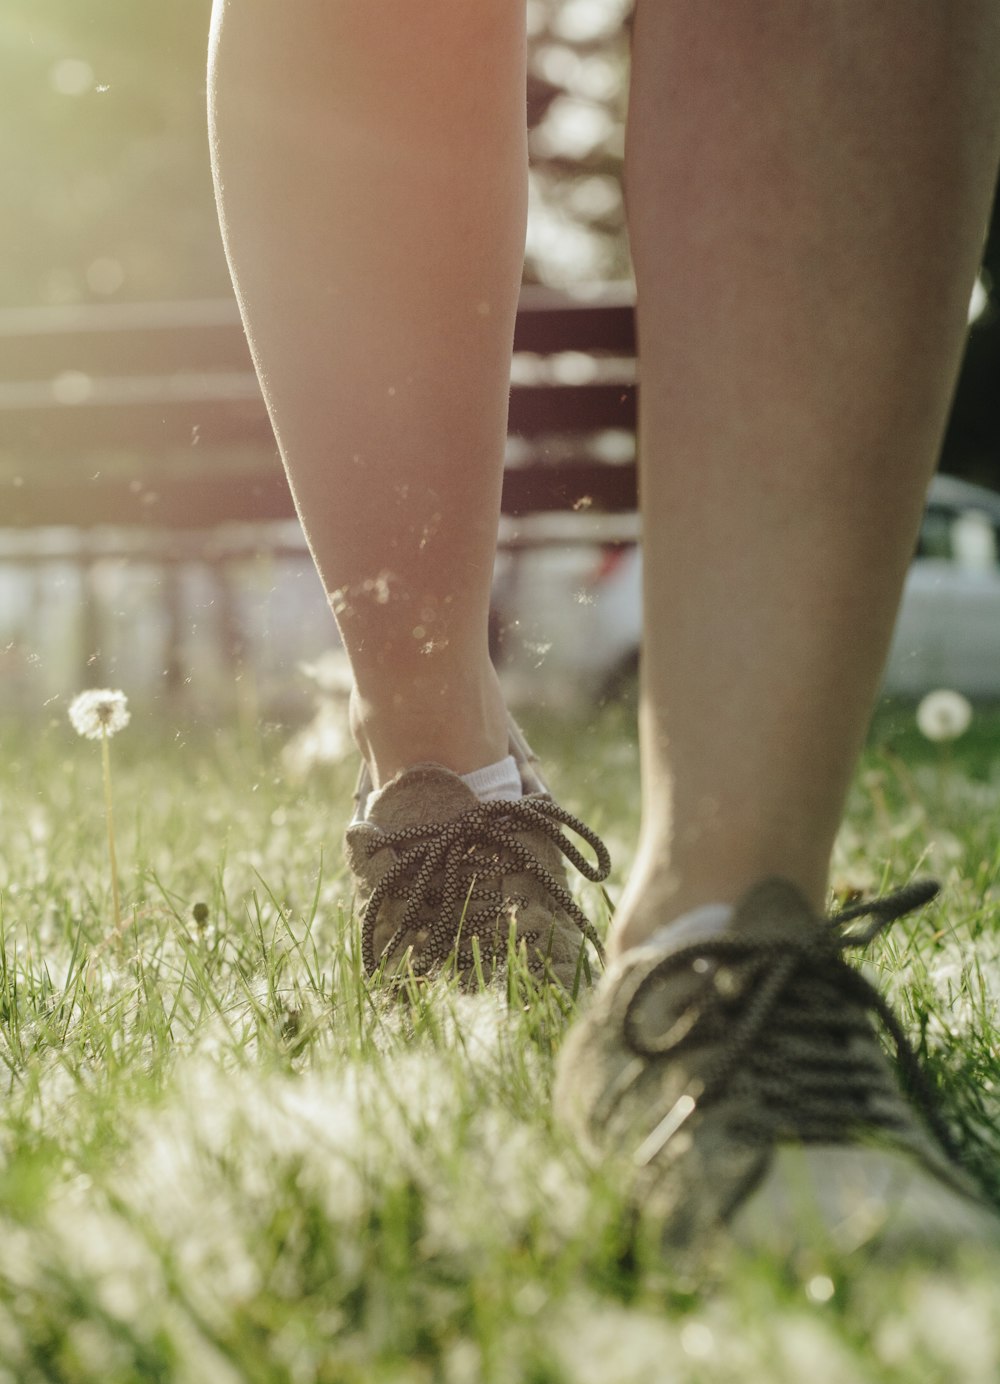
(365, 763), (480, 831)
(639, 879), (817, 962)
(731, 877), (820, 943)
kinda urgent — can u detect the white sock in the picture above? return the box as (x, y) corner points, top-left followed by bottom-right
(460, 754), (522, 803)
(644, 902), (734, 954)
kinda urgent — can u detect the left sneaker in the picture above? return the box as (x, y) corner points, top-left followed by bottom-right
(555, 877), (1000, 1261)
(345, 724), (610, 991)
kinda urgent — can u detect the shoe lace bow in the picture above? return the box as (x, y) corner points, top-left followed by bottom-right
(361, 797), (610, 975)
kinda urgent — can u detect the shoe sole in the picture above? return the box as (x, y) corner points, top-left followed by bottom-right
(728, 1144), (1000, 1261)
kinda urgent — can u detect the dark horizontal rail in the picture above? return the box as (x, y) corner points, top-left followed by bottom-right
(0, 379), (635, 454)
(0, 459), (637, 528)
(0, 302), (254, 381)
(502, 459), (636, 516)
(0, 382), (271, 454)
(0, 472), (294, 528)
(0, 286), (639, 529)
(513, 285), (636, 353)
(0, 286), (636, 381)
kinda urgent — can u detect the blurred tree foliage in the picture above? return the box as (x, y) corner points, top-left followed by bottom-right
(0, 0), (630, 308)
(1, 0), (996, 482)
(525, 0), (630, 284)
(1, 0), (228, 306)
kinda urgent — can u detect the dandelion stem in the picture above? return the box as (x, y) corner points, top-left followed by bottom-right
(101, 728), (122, 931)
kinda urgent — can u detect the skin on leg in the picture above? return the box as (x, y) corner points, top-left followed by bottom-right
(613, 2), (1000, 956)
(207, 0), (526, 787)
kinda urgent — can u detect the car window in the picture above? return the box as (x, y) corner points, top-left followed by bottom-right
(916, 504), (1000, 569)
(951, 509), (999, 572)
(917, 506), (955, 560)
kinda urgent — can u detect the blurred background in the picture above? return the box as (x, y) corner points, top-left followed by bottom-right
(1, 0), (999, 727)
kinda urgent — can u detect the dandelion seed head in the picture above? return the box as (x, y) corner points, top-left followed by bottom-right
(68, 688), (130, 740)
(806, 1274), (836, 1304)
(916, 688), (972, 743)
(680, 1321), (715, 1358)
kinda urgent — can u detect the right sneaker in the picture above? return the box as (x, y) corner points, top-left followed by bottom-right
(555, 876), (1000, 1263)
(345, 720), (610, 991)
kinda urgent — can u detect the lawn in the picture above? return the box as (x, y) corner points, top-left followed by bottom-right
(0, 696), (998, 1383)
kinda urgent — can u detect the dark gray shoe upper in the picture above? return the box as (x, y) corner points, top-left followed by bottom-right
(556, 877), (994, 1254)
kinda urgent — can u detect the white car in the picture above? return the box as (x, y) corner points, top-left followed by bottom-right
(493, 474), (1000, 704)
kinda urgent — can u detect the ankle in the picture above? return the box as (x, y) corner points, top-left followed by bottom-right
(608, 864), (827, 962)
(612, 900), (736, 961)
(349, 672), (509, 789)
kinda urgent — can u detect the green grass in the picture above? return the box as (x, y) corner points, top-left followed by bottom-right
(0, 701), (998, 1382)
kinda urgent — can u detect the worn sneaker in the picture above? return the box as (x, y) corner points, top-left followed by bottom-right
(345, 720), (610, 990)
(555, 876), (999, 1261)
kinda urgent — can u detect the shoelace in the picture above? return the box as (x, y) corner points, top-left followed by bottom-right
(620, 879), (961, 1165)
(360, 797), (611, 976)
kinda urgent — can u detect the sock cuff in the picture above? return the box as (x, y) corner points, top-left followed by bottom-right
(460, 754), (522, 803)
(645, 902), (735, 954)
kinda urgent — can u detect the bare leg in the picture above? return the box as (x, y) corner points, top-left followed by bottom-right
(207, 0), (526, 787)
(614, 2), (1000, 955)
